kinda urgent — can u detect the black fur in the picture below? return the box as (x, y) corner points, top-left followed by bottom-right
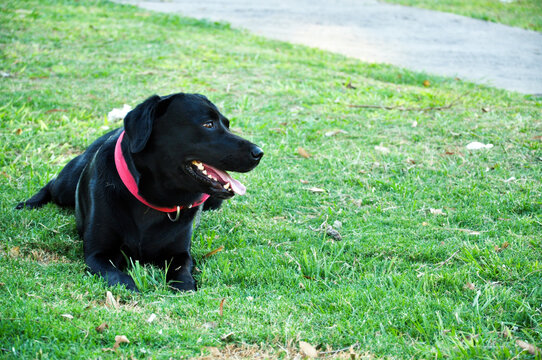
(17, 93), (263, 291)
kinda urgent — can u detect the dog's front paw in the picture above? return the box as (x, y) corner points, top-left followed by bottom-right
(106, 272), (139, 292)
(169, 275), (196, 292)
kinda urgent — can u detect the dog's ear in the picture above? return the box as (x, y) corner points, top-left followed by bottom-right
(124, 95), (176, 153)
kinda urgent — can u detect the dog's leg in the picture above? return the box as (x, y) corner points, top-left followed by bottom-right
(85, 252), (138, 291)
(167, 252), (196, 291)
(15, 180), (54, 209)
(16, 154), (87, 209)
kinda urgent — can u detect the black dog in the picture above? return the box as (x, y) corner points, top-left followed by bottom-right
(17, 93), (263, 291)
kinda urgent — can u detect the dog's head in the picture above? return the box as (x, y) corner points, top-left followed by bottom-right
(123, 93), (263, 201)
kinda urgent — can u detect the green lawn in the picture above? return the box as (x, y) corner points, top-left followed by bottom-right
(1, 0), (541, 358)
(383, 0), (542, 32)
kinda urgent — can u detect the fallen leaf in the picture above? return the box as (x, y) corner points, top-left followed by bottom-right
(300, 179), (309, 184)
(14, 128), (23, 135)
(113, 335), (130, 349)
(107, 104), (132, 122)
(532, 135), (542, 141)
(105, 291), (119, 309)
(374, 145), (390, 154)
(422, 80), (431, 87)
(46, 109), (68, 113)
(495, 241), (510, 252)
(9, 246), (20, 257)
(464, 283), (476, 291)
(466, 141), (493, 150)
(345, 80), (356, 89)
(61, 314), (74, 320)
(504, 177), (516, 183)
(325, 129), (348, 137)
(202, 322), (217, 330)
(219, 298), (226, 316)
(207, 347), (222, 356)
(299, 341), (318, 358)
(204, 245), (224, 258)
(430, 208), (446, 216)
(96, 322), (109, 333)
(289, 106), (303, 114)
(307, 187), (325, 193)
(146, 313), (156, 323)
(30, 75), (49, 80)
(220, 332), (234, 342)
(297, 147), (311, 158)
(481, 107), (490, 113)
(325, 225), (342, 241)
(516, 339), (540, 355)
(448, 228), (480, 235)
(500, 328), (512, 338)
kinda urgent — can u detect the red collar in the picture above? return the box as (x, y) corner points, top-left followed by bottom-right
(114, 131), (209, 216)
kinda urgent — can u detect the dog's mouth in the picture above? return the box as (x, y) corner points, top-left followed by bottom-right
(186, 160), (246, 196)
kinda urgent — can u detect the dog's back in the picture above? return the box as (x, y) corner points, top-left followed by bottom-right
(16, 129), (121, 209)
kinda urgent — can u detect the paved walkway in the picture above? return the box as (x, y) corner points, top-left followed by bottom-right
(117, 0), (542, 94)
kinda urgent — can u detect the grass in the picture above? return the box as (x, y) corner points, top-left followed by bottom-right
(1, 0), (541, 358)
(383, 0), (542, 32)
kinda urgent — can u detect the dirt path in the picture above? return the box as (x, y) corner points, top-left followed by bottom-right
(117, 0), (542, 94)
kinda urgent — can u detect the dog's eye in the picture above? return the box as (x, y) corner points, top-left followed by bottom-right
(202, 121), (214, 129)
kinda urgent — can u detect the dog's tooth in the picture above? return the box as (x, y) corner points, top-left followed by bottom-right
(202, 170), (208, 175)
(224, 183), (231, 189)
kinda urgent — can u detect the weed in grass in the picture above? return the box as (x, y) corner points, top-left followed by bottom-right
(125, 257), (171, 294)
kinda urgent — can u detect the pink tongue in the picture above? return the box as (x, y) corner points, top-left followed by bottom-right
(204, 164), (246, 196)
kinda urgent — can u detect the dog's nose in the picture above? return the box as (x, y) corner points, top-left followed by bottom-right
(250, 146), (264, 161)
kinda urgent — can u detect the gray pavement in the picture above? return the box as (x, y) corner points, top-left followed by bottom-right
(116, 0), (542, 94)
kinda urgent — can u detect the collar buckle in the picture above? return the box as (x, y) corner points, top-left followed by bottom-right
(167, 206), (181, 222)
